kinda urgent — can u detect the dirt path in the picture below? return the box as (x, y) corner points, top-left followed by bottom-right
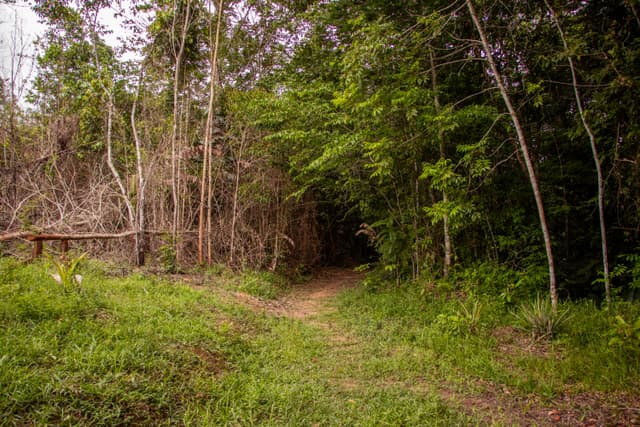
(281, 267), (363, 319)
(229, 269), (640, 426)
(231, 267), (363, 320)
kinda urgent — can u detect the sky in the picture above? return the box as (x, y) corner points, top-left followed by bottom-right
(0, 0), (131, 100)
(0, 1), (44, 97)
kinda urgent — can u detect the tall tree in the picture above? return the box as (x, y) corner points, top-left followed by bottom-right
(198, 0), (223, 265)
(466, 0), (558, 311)
(166, 0), (194, 252)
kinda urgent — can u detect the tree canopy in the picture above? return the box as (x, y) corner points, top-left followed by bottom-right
(1, 0), (639, 303)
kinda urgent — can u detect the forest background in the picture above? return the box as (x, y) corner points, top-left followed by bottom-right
(1, 0), (639, 307)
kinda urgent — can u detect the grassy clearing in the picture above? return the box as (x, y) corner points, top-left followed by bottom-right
(0, 259), (470, 425)
(331, 284), (640, 422)
(2, 257), (638, 425)
(0, 258), (245, 425)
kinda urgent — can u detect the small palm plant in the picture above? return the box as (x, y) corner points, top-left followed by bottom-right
(51, 253), (86, 293)
(513, 294), (571, 341)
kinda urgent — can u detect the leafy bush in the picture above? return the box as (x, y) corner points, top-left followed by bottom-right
(235, 270), (289, 300)
(607, 314), (640, 355)
(361, 265), (399, 291)
(455, 262), (515, 296)
(512, 295), (571, 340)
(204, 263), (232, 279)
(453, 262), (546, 306)
(608, 250), (640, 298)
(458, 297), (483, 333)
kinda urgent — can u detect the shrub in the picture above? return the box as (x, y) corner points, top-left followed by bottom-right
(512, 294), (571, 340)
(158, 239), (178, 273)
(607, 314), (640, 356)
(235, 270), (289, 300)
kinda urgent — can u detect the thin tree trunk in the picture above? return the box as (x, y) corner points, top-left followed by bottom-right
(105, 95), (136, 238)
(131, 73), (146, 266)
(229, 128), (246, 266)
(177, 86), (191, 262)
(198, 103), (210, 265)
(466, 0), (558, 312)
(198, 0), (224, 265)
(89, 11), (138, 264)
(270, 180), (280, 272)
(429, 48), (452, 278)
(544, 0), (610, 306)
(206, 127), (214, 264)
(413, 160), (421, 281)
(170, 0), (192, 251)
(207, 0), (223, 264)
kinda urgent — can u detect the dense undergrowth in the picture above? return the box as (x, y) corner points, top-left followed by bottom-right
(1, 257), (638, 425)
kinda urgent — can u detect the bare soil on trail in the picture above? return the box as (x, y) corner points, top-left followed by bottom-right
(232, 267), (363, 320)
(281, 267), (363, 319)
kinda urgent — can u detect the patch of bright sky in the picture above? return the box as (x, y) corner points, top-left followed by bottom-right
(1, 0), (137, 99)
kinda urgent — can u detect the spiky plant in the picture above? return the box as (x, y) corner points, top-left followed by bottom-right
(513, 294), (571, 340)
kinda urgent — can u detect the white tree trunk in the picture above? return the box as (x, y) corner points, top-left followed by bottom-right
(198, 0), (224, 265)
(131, 73), (146, 266)
(229, 129), (247, 266)
(170, 0), (192, 253)
(466, 0), (558, 312)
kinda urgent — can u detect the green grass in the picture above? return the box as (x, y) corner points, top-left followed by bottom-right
(2, 257), (638, 425)
(231, 270), (290, 300)
(332, 284), (640, 399)
(0, 258), (471, 425)
(0, 258), (244, 425)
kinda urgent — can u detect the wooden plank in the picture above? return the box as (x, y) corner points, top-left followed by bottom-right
(32, 240), (43, 259)
(0, 230), (199, 242)
(60, 239), (69, 259)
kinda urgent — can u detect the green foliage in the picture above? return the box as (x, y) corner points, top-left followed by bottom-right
(203, 262), (232, 279)
(609, 250), (640, 294)
(8, 0), (638, 307)
(158, 237), (177, 274)
(433, 295), (483, 336)
(457, 297), (483, 334)
(233, 270), (289, 300)
(361, 265), (396, 291)
(512, 295), (571, 340)
(50, 253), (86, 293)
(452, 262), (547, 306)
(607, 314), (640, 355)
